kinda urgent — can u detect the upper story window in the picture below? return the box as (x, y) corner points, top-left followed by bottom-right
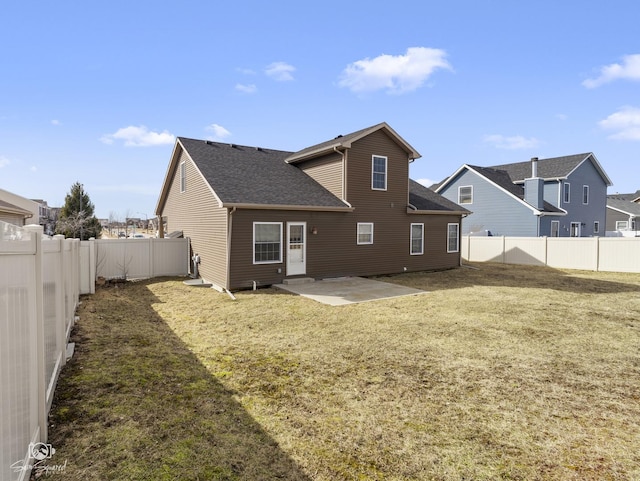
(372, 155), (387, 190)
(583, 185), (589, 205)
(563, 182), (570, 204)
(180, 161), (186, 193)
(458, 186), (473, 204)
(357, 222), (374, 245)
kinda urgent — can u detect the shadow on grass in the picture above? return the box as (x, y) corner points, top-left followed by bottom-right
(375, 262), (640, 295)
(43, 281), (311, 480)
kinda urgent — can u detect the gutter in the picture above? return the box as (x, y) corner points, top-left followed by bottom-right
(221, 202), (353, 212)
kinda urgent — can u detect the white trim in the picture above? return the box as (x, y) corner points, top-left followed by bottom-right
(616, 220), (629, 231)
(286, 222), (306, 276)
(570, 221), (581, 237)
(357, 222), (374, 245)
(371, 155), (387, 191)
(551, 220), (560, 237)
(582, 185), (589, 205)
(410, 223), (424, 255)
(458, 185), (473, 204)
(594, 221), (600, 234)
(179, 161), (186, 193)
(447, 223), (459, 253)
(253, 222), (283, 264)
(563, 182), (571, 204)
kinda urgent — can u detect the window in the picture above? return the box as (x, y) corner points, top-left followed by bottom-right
(616, 220), (629, 231)
(447, 223), (459, 253)
(583, 185), (589, 205)
(372, 156), (387, 190)
(563, 182), (570, 203)
(458, 186), (473, 204)
(410, 223), (424, 255)
(180, 161), (186, 193)
(253, 222), (282, 263)
(551, 220), (560, 237)
(594, 221), (599, 234)
(357, 223), (374, 245)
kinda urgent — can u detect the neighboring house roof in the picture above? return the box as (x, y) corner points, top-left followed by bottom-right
(0, 199), (32, 218)
(608, 190), (640, 203)
(607, 195), (640, 217)
(285, 122), (421, 164)
(409, 180), (470, 214)
(490, 153), (613, 186)
(176, 138), (351, 210)
(435, 164), (565, 215)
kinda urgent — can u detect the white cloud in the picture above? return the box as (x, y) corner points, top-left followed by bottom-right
(598, 106), (640, 140)
(338, 47), (452, 94)
(205, 123), (232, 141)
(556, 113), (568, 121)
(51, 119), (61, 126)
(416, 178), (437, 188)
(100, 125), (175, 147)
(265, 62), (296, 81)
(30, 166), (37, 172)
(237, 67), (256, 75)
(235, 83), (257, 94)
(483, 134), (541, 150)
(583, 54), (640, 88)
(0, 156), (10, 168)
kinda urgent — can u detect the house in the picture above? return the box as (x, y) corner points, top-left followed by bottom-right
(155, 122), (469, 291)
(606, 191), (640, 236)
(0, 188), (38, 227)
(434, 153), (613, 237)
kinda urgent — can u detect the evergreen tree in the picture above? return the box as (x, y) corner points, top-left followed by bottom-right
(56, 182), (102, 240)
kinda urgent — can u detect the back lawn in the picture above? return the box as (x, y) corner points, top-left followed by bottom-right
(42, 263), (640, 480)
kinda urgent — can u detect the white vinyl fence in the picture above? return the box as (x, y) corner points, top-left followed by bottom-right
(1, 223), (79, 481)
(462, 235), (640, 273)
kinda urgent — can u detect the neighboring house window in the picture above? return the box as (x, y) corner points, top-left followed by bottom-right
(616, 220), (629, 231)
(583, 185), (589, 205)
(372, 156), (387, 190)
(410, 223), (424, 255)
(447, 223), (459, 253)
(563, 182), (570, 203)
(458, 186), (473, 204)
(570, 222), (580, 237)
(594, 221), (599, 234)
(253, 222), (282, 263)
(357, 223), (374, 245)
(551, 220), (559, 237)
(180, 161), (186, 193)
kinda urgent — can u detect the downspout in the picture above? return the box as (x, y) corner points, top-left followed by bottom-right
(225, 207), (236, 296)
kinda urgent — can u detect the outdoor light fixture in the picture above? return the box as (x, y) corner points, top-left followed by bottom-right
(311, 226), (318, 235)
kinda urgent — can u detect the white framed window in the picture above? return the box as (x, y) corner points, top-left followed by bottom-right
(180, 161), (186, 193)
(410, 223), (424, 255)
(458, 186), (473, 204)
(583, 185), (589, 205)
(594, 221), (599, 234)
(253, 222), (282, 264)
(551, 220), (560, 237)
(447, 223), (459, 253)
(563, 182), (570, 203)
(616, 220), (629, 231)
(372, 155), (387, 190)
(357, 223), (374, 245)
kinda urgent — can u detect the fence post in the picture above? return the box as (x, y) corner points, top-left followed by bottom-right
(89, 238), (96, 294)
(502, 236), (506, 264)
(53, 235), (66, 369)
(24, 225), (48, 444)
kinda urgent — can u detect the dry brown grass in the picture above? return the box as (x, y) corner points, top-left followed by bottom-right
(44, 263), (640, 480)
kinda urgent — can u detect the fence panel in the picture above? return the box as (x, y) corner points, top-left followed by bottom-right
(466, 236), (505, 263)
(598, 238), (640, 272)
(546, 238), (598, 271)
(504, 237), (546, 266)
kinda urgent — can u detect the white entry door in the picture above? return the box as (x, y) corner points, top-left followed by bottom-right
(287, 222), (306, 276)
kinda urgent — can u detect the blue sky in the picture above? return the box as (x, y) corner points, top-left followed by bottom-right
(1, 0), (639, 219)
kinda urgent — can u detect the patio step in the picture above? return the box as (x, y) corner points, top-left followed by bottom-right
(282, 277), (315, 285)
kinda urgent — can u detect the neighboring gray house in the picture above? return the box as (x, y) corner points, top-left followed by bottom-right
(606, 191), (640, 236)
(434, 153), (613, 237)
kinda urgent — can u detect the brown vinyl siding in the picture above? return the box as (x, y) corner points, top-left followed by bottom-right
(297, 152), (344, 199)
(162, 147), (228, 288)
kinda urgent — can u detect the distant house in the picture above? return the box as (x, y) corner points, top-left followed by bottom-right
(434, 153), (613, 237)
(0, 188), (38, 227)
(606, 191), (640, 236)
(155, 122), (469, 291)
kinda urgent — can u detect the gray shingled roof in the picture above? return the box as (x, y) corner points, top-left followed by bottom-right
(467, 165), (564, 214)
(409, 180), (470, 213)
(179, 138), (349, 209)
(608, 190), (640, 202)
(490, 153), (593, 182)
(607, 196), (640, 216)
